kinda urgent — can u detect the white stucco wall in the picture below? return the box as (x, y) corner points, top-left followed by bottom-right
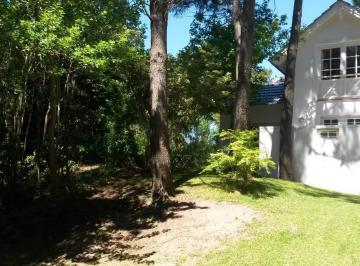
(259, 126), (280, 178)
(293, 7), (360, 194)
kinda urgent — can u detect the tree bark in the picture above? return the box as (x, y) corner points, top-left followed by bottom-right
(149, 0), (173, 208)
(232, 0), (255, 130)
(279, 0), (303, 180)
(232, 0), (242, 82)
(48, 71), (60, 193)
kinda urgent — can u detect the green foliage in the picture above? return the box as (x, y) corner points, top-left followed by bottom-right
(201, 130), (276, 181)
(0, 0), (289, 202)
(353, 0), (360, 7)
(165, 2), (287, 171)
(167, 54), (221, 170)
(170, 0), (288, 115)
(171, 117), (218, 169)
(0, 0), (147, 198)
(189, 0), (288, 66)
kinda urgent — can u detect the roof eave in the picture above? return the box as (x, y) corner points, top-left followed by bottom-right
(270, 55), (286, 74)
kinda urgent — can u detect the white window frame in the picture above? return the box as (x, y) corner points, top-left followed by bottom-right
(347, 118), (360, 126)
(319, 130), (338, 139)
(321, 47), (341, 80)
(346, 46), (360, 78)
(317, 41), (360, 81)
(322, 118), (339, 126)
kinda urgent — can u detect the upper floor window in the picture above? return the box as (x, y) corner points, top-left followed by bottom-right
(346, 46), (360, 78)
(347, 118), (360, 125)
(323, 119), (338, 126)
(321, 48), (341, 80)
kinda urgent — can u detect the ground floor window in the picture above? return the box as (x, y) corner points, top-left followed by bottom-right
(320, 130), (338, 139)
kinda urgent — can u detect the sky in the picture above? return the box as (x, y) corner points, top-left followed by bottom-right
(141, 0), (352, 78)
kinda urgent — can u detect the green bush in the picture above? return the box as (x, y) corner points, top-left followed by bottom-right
(201, 129), (276, 182)
(171, 117), (218, 170)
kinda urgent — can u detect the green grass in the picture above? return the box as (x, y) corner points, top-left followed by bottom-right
(179, 175), (360, 266)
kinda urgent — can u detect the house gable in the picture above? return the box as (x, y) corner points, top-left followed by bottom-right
(291, 1), (360, 194)
(257, 1), (360, 194)
(293, 7), (360, 128)
(272, 1), (360, 73)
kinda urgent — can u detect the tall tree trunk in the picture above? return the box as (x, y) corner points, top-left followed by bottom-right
(279, 0), (303, 180)
(35, 85), (42, 184)
(48, 72), (60, 193)
(7, 53), (29, 193)
(149, 0), (173, 208)
(232, 0), (255, 130)
(232, 0), (242, 82)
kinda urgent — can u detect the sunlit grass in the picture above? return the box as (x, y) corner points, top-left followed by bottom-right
(179, 175), (360, 265)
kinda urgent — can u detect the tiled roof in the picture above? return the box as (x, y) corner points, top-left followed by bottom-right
(250, 83), (284, 105)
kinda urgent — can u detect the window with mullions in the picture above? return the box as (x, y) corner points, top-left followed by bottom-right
(320, 130), (338, 139)
(322, 48), (341, 80)
(347, 118), (360, 125)
(346, 46), (360, 78)
(323, 119), (338, 126)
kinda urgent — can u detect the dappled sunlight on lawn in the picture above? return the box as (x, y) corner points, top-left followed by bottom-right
(180, 174), (360, 266)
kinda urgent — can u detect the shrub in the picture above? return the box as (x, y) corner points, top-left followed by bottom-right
(201, 129), (276, 182)
(171, 117), (218, 170)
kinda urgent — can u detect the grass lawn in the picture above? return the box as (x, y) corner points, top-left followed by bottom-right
(179, 175), (360, 266)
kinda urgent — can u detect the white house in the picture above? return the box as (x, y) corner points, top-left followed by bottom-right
(223, 0), (360, 195)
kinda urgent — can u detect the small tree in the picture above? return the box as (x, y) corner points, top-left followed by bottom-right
(201, 130), (275, 182)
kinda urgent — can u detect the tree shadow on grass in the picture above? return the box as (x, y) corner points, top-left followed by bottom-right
(0, 168), (207, 266)
(209, 178), (285, 199)
(177, 172), (285, 199)
(235, 179), (285, 199)
(173, 169), (201, 188)
(294, 185), (360, 205)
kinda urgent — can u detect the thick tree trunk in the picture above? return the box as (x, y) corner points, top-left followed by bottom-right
(149, 0), (173, 208)
(279, 0), (303, 180)
(232, 0), (255, 130)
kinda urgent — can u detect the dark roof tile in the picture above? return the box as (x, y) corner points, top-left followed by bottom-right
(250, 83), (284, 105)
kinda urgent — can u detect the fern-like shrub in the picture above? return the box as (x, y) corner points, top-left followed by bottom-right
(201, 130), (276, 182)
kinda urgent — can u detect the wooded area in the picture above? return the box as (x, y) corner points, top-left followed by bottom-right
(4, 0), (360, 265)
(0, 0), (288, 206)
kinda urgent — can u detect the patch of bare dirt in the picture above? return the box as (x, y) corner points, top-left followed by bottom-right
(64, 195), (259, 266)
(0, 166), (259, 266)
(127, 199), (258, 266)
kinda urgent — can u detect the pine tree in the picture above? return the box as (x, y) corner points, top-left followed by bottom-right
(232, 0), (256, 130)
(279, 0), (303, 180)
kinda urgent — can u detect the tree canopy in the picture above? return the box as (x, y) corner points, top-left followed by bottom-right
(0, 0), (287, 203)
